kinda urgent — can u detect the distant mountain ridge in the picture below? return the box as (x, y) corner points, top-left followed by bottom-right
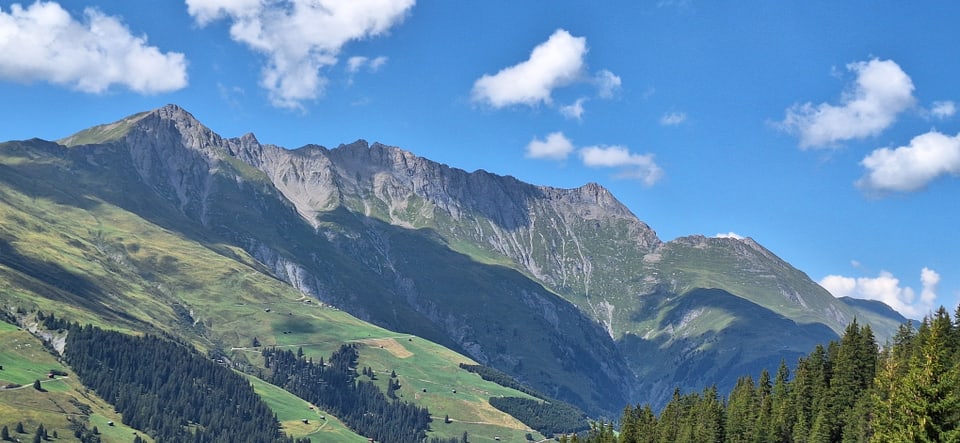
(3, 104), (907, 414)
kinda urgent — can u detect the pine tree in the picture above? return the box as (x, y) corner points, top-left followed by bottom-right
(726, 376), (757, 443)
(656, 388), (683, 443)
(770, 359), (794, 442)
(872, 308), (960, 442)
(754, 369), (774, 442)
(1, 425), (9, 441)
(15, 422), (23, 434)
(619, 403), (657, 443)
(692, 386), (723, 443)
(32, 424), (44, 443)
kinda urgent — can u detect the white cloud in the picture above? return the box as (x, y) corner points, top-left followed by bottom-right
(368, 56), (388, 71)
(560, 98), (586, 120)
(347, 55), (388, 73)
(857, 130), (960, 192)
(0, 1), (187, 94)
(930, 100), (956, 119)
(580, 145), (664, 186)
(594, 69), (621, 99)
(185, 0), (261, 25)
(527, 133), (664, 185)
(714, 232), (744, 240)
(471, 29), (586, 108)
(820, 268), (940, 319)
(526, 132), (575, 160)
(779, 58), (916, 149)
(660, 111), (687, 126)
(186, 0), (414, 109)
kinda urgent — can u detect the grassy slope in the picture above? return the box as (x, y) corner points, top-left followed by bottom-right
(0, 321), (154, 443)
(247, 375), (366, 442)
(652, 238), (850, 331)
(0, 141), (541, 442)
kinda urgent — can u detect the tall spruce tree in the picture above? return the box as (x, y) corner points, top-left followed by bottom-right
(770, 359), (794, 442)
(725, 376), (757, 443)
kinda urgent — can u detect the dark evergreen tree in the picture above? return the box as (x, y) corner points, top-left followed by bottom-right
(754, 369), (774, 443)
(872, 307), (960, 442)
(488, 396), (589, 436)
(770, 359), (793, 442)
(261, 344), (430, 443)
(725, 376), (757, 443)
(64, 323), (291, 443)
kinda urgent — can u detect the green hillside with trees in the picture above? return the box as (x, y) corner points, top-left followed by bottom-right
(570, 306), (960, 443)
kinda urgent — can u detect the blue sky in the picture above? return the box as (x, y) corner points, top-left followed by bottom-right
(1, 0), (958, 318)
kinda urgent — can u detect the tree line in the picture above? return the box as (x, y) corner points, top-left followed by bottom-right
(489, 396), (589, 437)
(459, 362), (590, 436)
(459, 363), (549, 400)
(64, 322), (307, 443)
(569, 306), (960, 443)
(261, 344), (432, 443)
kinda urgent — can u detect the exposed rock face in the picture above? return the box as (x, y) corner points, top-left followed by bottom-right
(62, 104), (904, 411)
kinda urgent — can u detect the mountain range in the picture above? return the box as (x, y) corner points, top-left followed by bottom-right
(0, 105), (907, 418)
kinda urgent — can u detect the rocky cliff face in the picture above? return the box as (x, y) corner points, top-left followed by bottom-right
(53, 104), (906, 411)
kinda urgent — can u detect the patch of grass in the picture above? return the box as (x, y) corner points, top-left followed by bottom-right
(90, 413), (153, 443)
(247, 375), (365, 442)
(0, 327), (66, 386)
(0, 325), (152, 442)
(58, 111), (148, 147)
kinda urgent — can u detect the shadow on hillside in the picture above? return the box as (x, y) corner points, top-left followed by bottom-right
(311, 206), (633, 416)
(0, 237), (139, 325)
(620, 287), (838, 409)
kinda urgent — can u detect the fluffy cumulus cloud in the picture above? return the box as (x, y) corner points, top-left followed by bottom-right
(580, 145), (664, 186)
(526, 132), (575, 160)
(660, 111), (687, 126)
(857, 130), (960, 192)
(820, 268), (940, 319)
(471, 29), (586, 108)
(780, 59), (916, 149)
(0, 1), (187, 94)
(930, 100), (956, 119)
(185, 0), (414, 109)
(526, 132), (664, 185)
